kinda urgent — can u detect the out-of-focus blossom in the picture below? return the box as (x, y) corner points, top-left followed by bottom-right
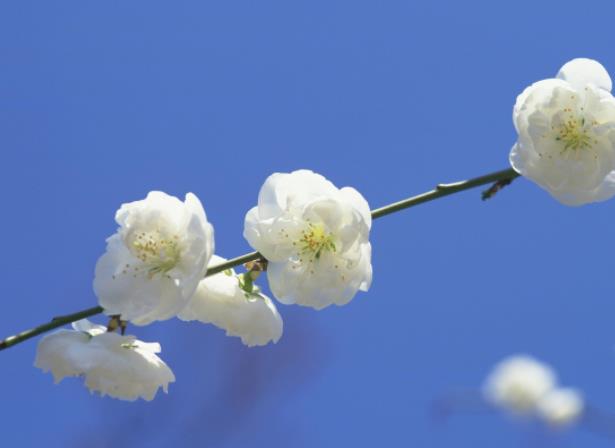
(483, 355), (557, 414)
(536, 388), (584, 427)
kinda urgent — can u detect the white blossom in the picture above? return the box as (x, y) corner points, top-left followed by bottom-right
(94, 191), (214, 325)
(510, 58), (615, 205)
(34, 320), (175, 401)
(536, 388), (584, 427)
(178, 255), (283, 347)
(244, 170), (372, 310)
(483, 355), (557, 414)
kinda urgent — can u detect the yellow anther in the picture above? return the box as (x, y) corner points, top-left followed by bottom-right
(555, 115), (593, 152)
(297, 223), (336, 261)
(130, 230), (181, 277)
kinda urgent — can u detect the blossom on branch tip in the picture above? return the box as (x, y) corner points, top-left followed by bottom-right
(94, 191), (214, 325)
(34, 320), (175, 401)
(510, 58), (615, 205)
(177, 255), (283, 347)
(244, 170), (372, 310)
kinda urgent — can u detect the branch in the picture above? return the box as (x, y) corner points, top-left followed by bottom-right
(0, 306), (104, 351)
(371, 168), (519, 219)
(0, 167), (520, 351)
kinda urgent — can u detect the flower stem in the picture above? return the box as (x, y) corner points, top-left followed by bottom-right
(205, 251), (262, 276)
(0, 167), (520, 351)
(0, 306), (104, 350)
(371, 168), (519, 219)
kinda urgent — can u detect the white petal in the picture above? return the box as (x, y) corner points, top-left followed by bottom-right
(358, 242), (373, 292)
(176, 193), (215, 298)
(35, 328), (175, 401)
(83, 333), (175, 401)
(72, 319), (107, 336)
(339, 187), (372, 230)
(177, 258), (239, 322)
(557, 58), (612, 92)
(116, 191), (185, 235)
(243, 209), (303, 262)
(509, 142), (527, 176)
(94, 235), (184, 325)
(34, 330), (90, 383)
(590, 170), (615, 201)
(267, 243), (371, 310)
(513, 79), (569, 134)
(179, 256), (283, 346)
(243, 207), (264, 253)
(256, 170), (338, 220)
(256, 172), (289, 220)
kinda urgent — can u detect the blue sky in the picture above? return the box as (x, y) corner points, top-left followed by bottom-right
(2, 1), (615, 447)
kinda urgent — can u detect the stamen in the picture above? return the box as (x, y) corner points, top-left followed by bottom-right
(555, 113), (593, 152)
(297, 223), (336, 262)
(129, 230), (181, 278)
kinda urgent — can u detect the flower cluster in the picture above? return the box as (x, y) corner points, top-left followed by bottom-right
(36, 171), (372, 400)
(483, 355), (584, 427)
(30, 58), (615, 409)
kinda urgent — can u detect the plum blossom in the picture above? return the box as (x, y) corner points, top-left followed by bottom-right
(94, 191), (214, 325)
(178, 255), (283, 347)
(483, 355), (557, 415)
(34, 320), (175, 401)
(244, 170), (372, 310)
(536, 388), (584, 427)
(510, 58), (615, 205)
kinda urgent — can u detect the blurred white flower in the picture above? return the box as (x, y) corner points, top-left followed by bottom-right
(510, 58), (615, 205)
(483, 355), (557, 414)
(244, 170), (372, 310)
(35, 320), (175, 401)
(178, 255), (283, 347)
(94, 191), (214, 325)
(536, 388), (584, 427)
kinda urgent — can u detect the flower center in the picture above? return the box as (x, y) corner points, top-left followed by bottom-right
(506, 384), (536, 410)
(555, 113), (594, 152)
(131, 230), (181, 277)
(298, 223), (336, 261)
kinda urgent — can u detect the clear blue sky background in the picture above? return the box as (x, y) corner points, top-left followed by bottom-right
(2, 1), (615, 447)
